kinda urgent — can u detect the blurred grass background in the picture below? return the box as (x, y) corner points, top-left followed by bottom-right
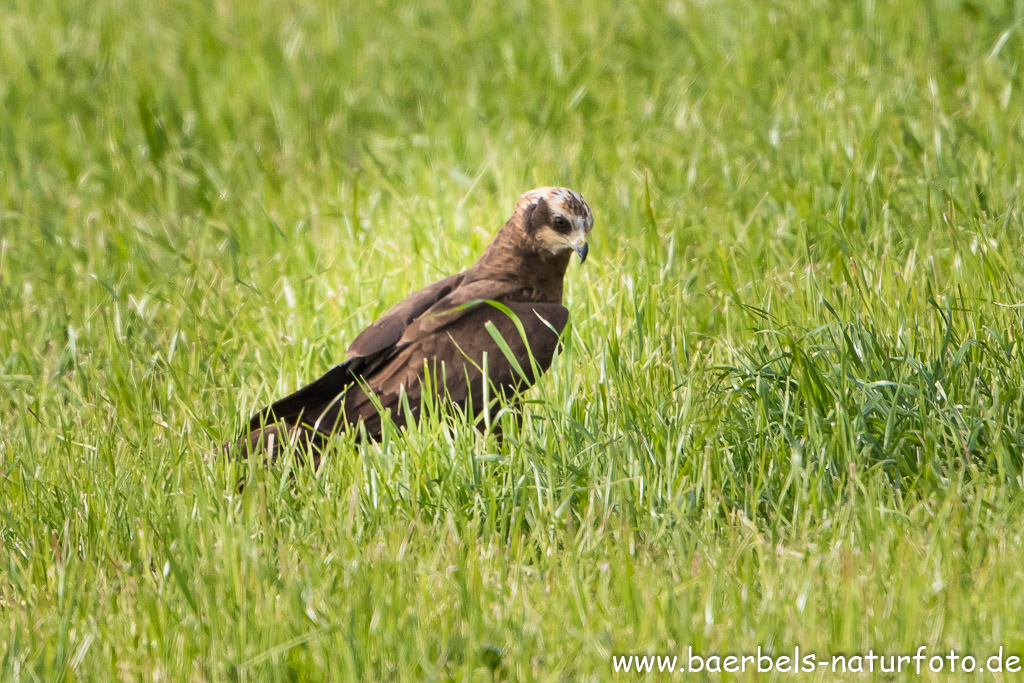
(3, 0), (1024, 678)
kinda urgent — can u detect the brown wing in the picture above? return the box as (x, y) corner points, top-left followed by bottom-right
(346, 271), (467, 359)
(334, 298), (569, 438)
(244, 271), (468, 432)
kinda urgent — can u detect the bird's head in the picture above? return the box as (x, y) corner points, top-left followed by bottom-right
(517, 187), (593, 263)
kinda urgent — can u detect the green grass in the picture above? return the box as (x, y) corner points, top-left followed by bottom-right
(3, 0), (1024, 678)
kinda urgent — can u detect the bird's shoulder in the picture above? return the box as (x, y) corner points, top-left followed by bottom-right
(401, 277), (568, 348)
(346, 271), (467, 360)
(347, 268), (566, 362)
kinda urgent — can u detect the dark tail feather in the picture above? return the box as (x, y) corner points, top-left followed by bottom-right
(222, 422), (329, 468)
(247, 362), (359, 432)
(222, 361), (361, 464)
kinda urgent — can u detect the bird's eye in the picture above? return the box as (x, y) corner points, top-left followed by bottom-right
(553, 216), (571, 233)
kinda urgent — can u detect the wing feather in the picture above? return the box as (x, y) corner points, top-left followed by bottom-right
(346, 272), (466, 359)
(241, 271), (467, 435)
(233, 276), (567, 450)
(341, 300), (569, 436)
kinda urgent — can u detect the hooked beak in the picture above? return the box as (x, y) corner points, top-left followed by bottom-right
(573, 241), (589, 263)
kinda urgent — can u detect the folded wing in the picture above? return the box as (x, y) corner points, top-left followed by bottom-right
(232, 275), (568, 453)
(244, 272), (467, 433)
(332, 298), (568, 437)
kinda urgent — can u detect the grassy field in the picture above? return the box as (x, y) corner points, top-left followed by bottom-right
(3, 0), (1024, 679)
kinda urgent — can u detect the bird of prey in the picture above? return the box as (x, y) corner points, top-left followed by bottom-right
(226, 186), (593, 463)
